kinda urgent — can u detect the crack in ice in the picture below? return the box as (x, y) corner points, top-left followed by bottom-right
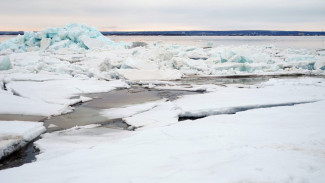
(178, 100), (319, 121)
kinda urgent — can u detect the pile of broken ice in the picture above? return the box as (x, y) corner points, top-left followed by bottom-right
(0, 23), (116, 52)
(0, 23), (325, 81)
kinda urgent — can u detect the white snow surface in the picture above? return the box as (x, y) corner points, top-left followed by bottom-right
(0, 97), (324, 182)
(0, 73), (129, 116)
(175, 78), (325, 117)
(0, 91), (72, 116)
(101, 99), (167, 119)
(0, 121), (45, 160)
(34, 125), (130, 161)
(6, 78), (129, 105)
(124, 101), (181, 128)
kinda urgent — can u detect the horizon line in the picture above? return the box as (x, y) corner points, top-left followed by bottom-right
(1, 30), (325, 33)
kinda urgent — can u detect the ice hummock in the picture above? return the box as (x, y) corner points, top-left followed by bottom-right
(0, 24), (325, 78)
(0, 56), (12, 70)
(0, 23), (117, 52)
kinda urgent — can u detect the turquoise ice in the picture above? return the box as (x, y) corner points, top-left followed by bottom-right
(0, 23), (117, 52)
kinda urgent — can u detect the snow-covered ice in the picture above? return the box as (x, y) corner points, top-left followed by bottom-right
(175, 77), (325, 118)
(34, 124), (130, 161)
(0, 76), (128, 116)
(0, 90), (73, 116)
(0, 97), (325, 182)
(6, 78), (129, 105)
(0, 121), (45, 160)
(1, 24), (325, 182)
(123, 101), (181, 128)
(101, 99), (167, 120)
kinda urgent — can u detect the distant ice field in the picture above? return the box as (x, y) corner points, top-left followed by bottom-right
(109, 36), (325, 50)
(1, 35), (325, 49)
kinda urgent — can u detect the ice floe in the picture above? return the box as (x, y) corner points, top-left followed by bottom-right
(6, 78), (129, 105)
(101, 99), (167, 120)
(123, 101), (181, 128)
(1, 74), (129, 116)
(0, 121), (45, 160)
(175, 78), (325, 118)
(0, 91), (72, 116)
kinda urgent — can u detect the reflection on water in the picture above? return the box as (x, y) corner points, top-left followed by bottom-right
(84, 88), (161, 109)
(44, 107), (110, 131)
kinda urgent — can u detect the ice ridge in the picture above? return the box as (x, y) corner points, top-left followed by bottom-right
(0, 23), (116, 52)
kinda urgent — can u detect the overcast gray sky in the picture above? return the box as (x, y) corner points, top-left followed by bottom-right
(0, 0), (324, 31)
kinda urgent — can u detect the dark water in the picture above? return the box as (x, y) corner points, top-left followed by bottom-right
(0, 141), (39, 170)
(44, 87), (198, 132)
(0, 114), (46, 122)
